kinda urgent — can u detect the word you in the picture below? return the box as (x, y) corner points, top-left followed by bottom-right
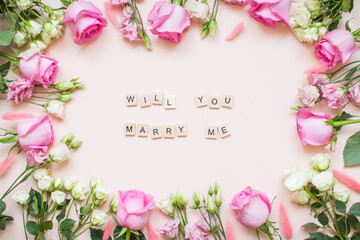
(125, 93), (176, 109)
(124, 123), (187, 139)
(195, 94), (234, 109)
(206, 124), (231, 139)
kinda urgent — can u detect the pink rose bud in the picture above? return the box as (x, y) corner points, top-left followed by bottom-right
(320, 83), (347, 109)
(296, 108), (333, 146)
(298, 85), (320, 107)
(347, 82), (360, 107)
(148, 1), (191, 43)
(27, 149), (48, 167)
(6, 79), (34, 104)
(19, 49), (58, 88)
(116, 190), (155, 230)
(156, 219), (180, 238)
(17, 114), (54, 152)
(230, 186), (271, 229)
(184, 223), (208, 240)
(307, 73), (329, 86)
(315, 29), (356, 69)
(63, 0), (108, 45)
(247, 0), (290, 28)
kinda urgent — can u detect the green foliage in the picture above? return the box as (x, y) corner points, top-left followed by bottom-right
(302, 222), (321, 229)
(350, 203), (360, 216)
(26, 221), (39, 236)
(336, 200), (346, 214)
(56, 199), (70, 222)
(0, 215), (14, 231)
(27, 189), (42, 217)
(0, 29), (16, 46)
(80, 204), (92, 217)
(344, 132), (360, 166)
(60, 219), (76, 239)
(90, 228), (111, 240)
(318, 212), (329, 226)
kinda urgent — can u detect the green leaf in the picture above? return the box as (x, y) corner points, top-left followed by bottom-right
(60, 0), (71, 7)
(301, 222), (321, 229)
(26, 221), (39, 236)
(342, 0), (353, 12)
(113, 226), (127, 240)
(0, 215), (14, 230)
(56, 199), (70, 222)
(0, 201), (5, 215)
(60, 219), (75, 231)
(0, 62), (10, 76)
(344, 132), (360, 166)
(0, 29), (16, 46)
(39, 221), (53, 232)
(309, 232), (332, 240)
(0, 75), (8, 93)
(11, 48), (21, 56)
(80, 204), (92, 217)
(62, 230), (74, 239)
(336, 217), (347, 236)
(336, 200), (346, 214)
(7, 11), (17, 27)
(318, 212), (329, 226)
(345, 20), (352, 32)
(352, 233), (360, 240)
(28, 189), (42, 217)
(329, 21), (339, 31)
(347, 214), (360, 230)
(350, 203), (360, 216)
(311, 202), (322, 209)
(90, 228), (108, 240)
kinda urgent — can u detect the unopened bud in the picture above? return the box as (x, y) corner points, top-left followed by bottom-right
(209, 20), (217, 37)
(207, 195), (215, 215)
(55, 81), (75, 91)
(70, 141), (82, 149)
(201, 28), (209, 38)
(142, 35), (151, 50)
(214, 183), (219, 194)
(215, 192), (221, 207)
(74, 82), (84, 88)
(61, 133), (74, 144)
(193, 192), (200, 206)
(208, 186), (213, 196)
(59, 95), (72, 102)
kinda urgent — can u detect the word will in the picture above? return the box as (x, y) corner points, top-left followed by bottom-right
(125, 93), (176, 109)
(124, 123), (187, 139)
(206, 124), (231, 139)
(195, 94), (234, 109)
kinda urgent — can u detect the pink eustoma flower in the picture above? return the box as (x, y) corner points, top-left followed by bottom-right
(63, 0), (108, 45)
(120, 7), (142, 41)
(296, 108), (333, 146)
(19, 49), (58, 88)
(247, 0), (290, 28)
(348, 82), (360, 107)
(27, 149), (48, 167)
(230, 186), (271, 229)
(307, 73), (329, 86)
(184, 223), (208, 240)
(148, 1), (190, 43)
(17, 114), (54, 152)
(321, 83), (347, 109)
(6, 80), (34, 104)
(221, 0), (247, 5)
(116, 190), (155, 230)
(315, 29), (356, 69)
(156, 219), (180, 238)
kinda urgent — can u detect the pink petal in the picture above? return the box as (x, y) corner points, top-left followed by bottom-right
(226, 221), (235, 240)
(104, 2), (120, 27)
(226, 22), (244, 41)
(324, 29), (357, 64)
(2, 113), (36, 121)
(304, 64), (329, 74)
(147, 221), (158, 240)
(103, 218), (114, 240)
(0, 156), (14, 175)
(280, 204), (292, 239)
(333, 169), (360, 193)
(148, 1), (167, 23)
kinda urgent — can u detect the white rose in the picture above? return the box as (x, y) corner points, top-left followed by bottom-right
(292, 28), (310, 42)
(312, 171), (335, 192)
(333, 189), (350, 203)
(283, 166), (300, 179)
(293, 6), (311, 28)
(37, 175), (53, 192)
(25, 20), (42, 38)
(291, 190), (310, 204)
(90, 210), (107, 226)
(43, 20), (63, 39)
(50, 10), (65, 22)
(298, 85), (320, 107)
(89, 176), (98, 189)
(110, 195), (119, 212)
(157, 197), (174, 216)
(51, 190), (66, 205)
(54, 177), (63, 190)
(304, 0), (321, 14)
(312, 153), (331, 171)
(318, 27), (328, 37)
(289, 17), (298, 28)
(304, 168), (319, 183)
(284, 171), (308, 192)
(13, 31), (28, 47)
(63, 176), (77, 191)
(187, 1), (210, 23)
(33, 168), (49, 181)
(49, 142), (70, 163)
(29, 40), (47, 50)
(304, 27), (320, 42)
(94, 199), (106, 206)
(94, 180), (110, 201)
(16, 0), (31, 11)
(71, 182), (88, 200)
(12, 190), (30, 205)
(40, 31), (52, 45)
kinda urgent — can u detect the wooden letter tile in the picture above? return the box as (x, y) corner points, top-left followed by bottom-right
(206, 126), (218, 139)
(150, 126), (163, 139)
(164, 97), (176, 110)
(151, 92), (164, 105)
(176, 124), (188, 137)
(137, 124), (149, 137)
(139, 95), (151, 108)
(194, 94), (207, 107)
(222, 95), (235, 108)
(124, 123), (136, 136)
(125, 94), (137, 107)
(218, 124), (231, 138)
(164, 125), (175, 139)
(208, 96), (221, 109)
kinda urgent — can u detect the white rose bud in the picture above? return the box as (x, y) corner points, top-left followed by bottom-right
(333, 189), (350, 203)
(40, 31), (52, 45)
(304, 26), (320, 42)
(89, 176), (98, 189)
(318, 27), (328, 37)
(293, 6), (311, 28)
(51, 190), (66, 205)
(13, 31), (28, 47)
(187, 1), (210, 23)
(94, 199), (106, 206)
(94, 180), (110, 201)
(50, 10), (65, 22)
(305, 168), (319, 183)
(43, 20), (63, 39)
(25, 20), (42, 38)
(90, 210), (107, 226)
(12, 190), (30, 205)
(54, 177), (63, 190)
(291, 190), (310, 204)
(157, 197), (174, 216)
(16, 0), (31, 11)
(37, 175), (53, 192)
(63, 176), (77, 191)
(312, 171), (336, 192)
(312, 153), (331, 171)
(298, 85), (320, 107)
(110, 195), (119, 212)
(49, 142), (70, 163)
(304, 0), (321, 14)
(29, 40), (47, 50)
(284, 171), (308, 192)
(71, 182), (88, 200)
(283, 166), (300, 179)
(292, 28), (311, 43)
(33, 168), (49, 181)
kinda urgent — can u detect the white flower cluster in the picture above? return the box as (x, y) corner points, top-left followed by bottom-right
(289, 0), (328, 43)
(284, 153), (350, 204)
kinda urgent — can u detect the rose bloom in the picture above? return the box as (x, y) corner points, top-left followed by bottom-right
(19, 49), (58, 88)
(17, 114), (54, 152)
(116, 190), (155, 230)
(307, 73), (329, 86)
(27, 149), (48, 167)
(296, 108), (333, 146)
(156, 219), (180, 238)
(320, 83), (347, 109)
(184, 223), (208, 240)
(298, 85), (320, 107)
(347, 82), (360, 107)
(63, 0), (108, 45)
(148, 1), (190, 43)
(247, 0), (290, 28)
(315, 29), (356, 69)
(6, 79), (34, 104)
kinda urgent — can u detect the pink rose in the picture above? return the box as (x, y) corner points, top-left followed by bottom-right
(120, 7), (142, 41)
(116, 190), (155, 230)
(298, 85), (320, 107)
(156, 219), (180, 238)
(315, 29), (356, 69)
(6, 79), (34, 104)
(307, 73), (329, 86)
(19, 49), (58, 88)
(221, 0), (247, 5)
(184, 223), (208, 240)
(63, 0), (108, 45)
(296, 108), (333, 146)
(348, 82), (360, 107)
(17, 114), (54, 152)
(320, 83), (347, 109)
(148, 1), (191, 43)
(247, 0), (290, 28)
(27, 149), (48, 167)
(230, 186), (271, 229)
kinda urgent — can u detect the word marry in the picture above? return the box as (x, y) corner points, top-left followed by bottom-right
(124, 123), (187, 139)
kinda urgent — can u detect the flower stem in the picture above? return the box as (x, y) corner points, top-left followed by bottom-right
(0, 51), (19, 62)
(65, 199), (75, 219)
(327, 119), (360, 127)
(73, 224), (93, 239)
(22, 205), (29, 240)
(1, 167), (29, 200)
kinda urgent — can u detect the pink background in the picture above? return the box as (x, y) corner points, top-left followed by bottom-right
(1, 1), (360, 239)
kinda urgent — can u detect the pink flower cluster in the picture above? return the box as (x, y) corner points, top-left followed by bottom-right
(120, 7), (142, 41)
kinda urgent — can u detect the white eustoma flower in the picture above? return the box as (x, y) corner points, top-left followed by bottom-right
(293, 6), (311, 28)
(12, 190), (30, 205)
(157, 197), (174, 216)
(51, 190), (66, 205)
(71, 182), (88, 200)
(291, 190), (310, 204)
(284, 171), (308, 191)
(333, 189), (350, 203)
(312, 171), (335, 192)
(46, 100), (65, 119)
(25, 20), (42, 38)
(90, 210), (107, 226)
(312, 153), (331, 171)
(63, 176), (77, 191)
(49, 142), (70, 163)
(37, 175), (53, 192)
(187, 1), (210, 23)
(33, 168), (49, 181)
(16, 0), (31, 11)
(298, 85), (320, 107)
